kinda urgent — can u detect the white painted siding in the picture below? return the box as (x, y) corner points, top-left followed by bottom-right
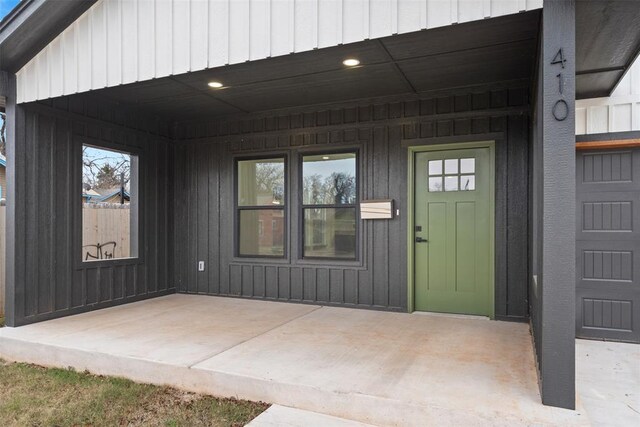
(576, 58), (640, 135)
(16, 0), (543, 103)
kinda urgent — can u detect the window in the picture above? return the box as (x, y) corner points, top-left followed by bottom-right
(236, 158), (285, 257)
(82, 145), (138, 262)
(302, 153), (357, 259)
(428, 158), (475, 192)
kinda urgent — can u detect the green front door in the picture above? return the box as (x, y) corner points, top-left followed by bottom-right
(414, 147), (493, 316)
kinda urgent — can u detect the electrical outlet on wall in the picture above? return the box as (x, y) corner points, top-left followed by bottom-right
(198, 261), (205, 272)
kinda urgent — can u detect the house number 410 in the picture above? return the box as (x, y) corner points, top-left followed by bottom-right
(551, 48), (569, 121)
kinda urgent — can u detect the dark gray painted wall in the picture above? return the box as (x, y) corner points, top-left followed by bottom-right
(529, 24), (544, 387)
(576, 147), (640, 343)
(529, 0), (576, 410)
(4, 89), (176, 326)
(4, 79), (532, 324)
(172, 86), (531, 319)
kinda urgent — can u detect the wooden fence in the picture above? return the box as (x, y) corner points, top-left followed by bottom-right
(82, 204), (131, 261)
(0, 206), (130, 317)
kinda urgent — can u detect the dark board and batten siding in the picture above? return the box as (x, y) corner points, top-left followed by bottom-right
(7, 95), (175, 326)
(173, 86), (531, 319)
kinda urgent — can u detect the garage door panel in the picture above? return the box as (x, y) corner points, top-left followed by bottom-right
(578, 202), (638, 240)
(576, 290), (638, 342)
(577, 149), (640, 193)
(576, 147), (640, 343)
(579, 249), (635, 284)
(577, 242), (639, 273)
(578, 197), (638, 238)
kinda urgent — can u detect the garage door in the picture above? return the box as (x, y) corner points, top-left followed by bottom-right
(576, 148), (640, 343)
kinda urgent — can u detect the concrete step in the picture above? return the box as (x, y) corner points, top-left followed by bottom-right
(0, 296), (591, 427)
(0, 334), (589, 427)
(247, 405), (378, 427)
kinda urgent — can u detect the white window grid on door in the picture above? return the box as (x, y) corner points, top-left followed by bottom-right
(428, 158), (476, 192)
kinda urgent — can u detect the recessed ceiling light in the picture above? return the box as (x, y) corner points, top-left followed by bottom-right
(322, 156), (330, 160)
(342, 58), (360, 67)
(208, 81), (224, 88)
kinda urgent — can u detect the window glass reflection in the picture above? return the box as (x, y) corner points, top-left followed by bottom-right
(460, 158), (475, 174)
(461, 175), (475, 191)
(444, 159), (458, 174)
(239, 210), (285, 256)
(238, 158), (285, 206)
(428, 160), (442, 176)
(303, 153), (356, 205)
(429, 177), (443, 192)
(444, 176), (459, 191)
(304, 208), (356, 259)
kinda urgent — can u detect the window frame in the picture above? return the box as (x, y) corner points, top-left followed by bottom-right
(77, 138), (143, 269)
(299, 149), (359, 261)
(234, 154), (288, 259)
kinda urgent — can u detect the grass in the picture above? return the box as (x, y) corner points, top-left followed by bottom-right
(0, 360), (268, 426)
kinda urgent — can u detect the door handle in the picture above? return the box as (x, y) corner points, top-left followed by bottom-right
(415, 237), (428, 243)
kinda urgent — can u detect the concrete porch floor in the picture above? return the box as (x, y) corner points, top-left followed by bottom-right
(0, 294), (588, 426)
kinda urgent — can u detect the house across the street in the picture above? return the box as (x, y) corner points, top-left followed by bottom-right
(0, 0), (639, 420)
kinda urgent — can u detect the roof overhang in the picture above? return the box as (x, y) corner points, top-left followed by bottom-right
(80, 11), (539, 123)
(0, 0), (97, 73)
(575, 0), (640, 99)
(1, 1), (639, 103)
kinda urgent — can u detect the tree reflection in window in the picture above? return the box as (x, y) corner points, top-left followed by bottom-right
(237, 157), (286, 257)
(302, 153), (357, 259)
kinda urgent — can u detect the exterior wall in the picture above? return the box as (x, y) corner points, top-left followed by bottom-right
(529, 1), (576, 409)
(172, 85), (530, 319)
(5, 92), (175, 326)
(16, 0), (542, 103)
(576, 57), (640, 134)
(530, 29), (543, 379)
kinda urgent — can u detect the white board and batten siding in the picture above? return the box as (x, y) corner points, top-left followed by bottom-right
(16, 0), (543, 104)
(576, 58), (640, 135)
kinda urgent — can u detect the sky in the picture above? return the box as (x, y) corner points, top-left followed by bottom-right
(83, 146), (132, 191)
(0, 0), (20, 20)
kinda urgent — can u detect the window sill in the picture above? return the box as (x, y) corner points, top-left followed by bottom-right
(77, 257), (142, 269)
(294, 258), (363, 268)
(229, 257), (365, 269)
(231, 256), (290, 265)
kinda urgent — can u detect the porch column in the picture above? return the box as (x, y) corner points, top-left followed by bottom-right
(538, 0), (576, 409)
(2, 72), (26, 327)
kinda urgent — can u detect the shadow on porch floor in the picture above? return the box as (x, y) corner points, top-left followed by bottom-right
(0, 294), (588, 426)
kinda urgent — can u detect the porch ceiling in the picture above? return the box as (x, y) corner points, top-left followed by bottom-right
(575, 0), (640, 99)
(86, 11), (540, 123)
